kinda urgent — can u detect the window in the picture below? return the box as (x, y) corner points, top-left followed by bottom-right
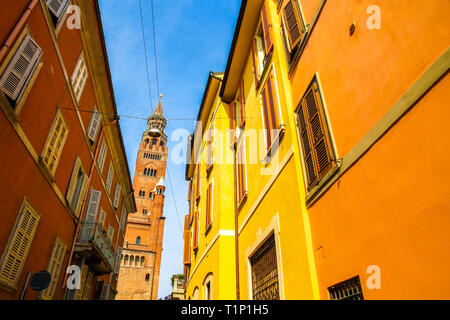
(0, 198), (40, 288)
(205, 182), (213, 231)
(203, 274), (213, 300)
(107, 226), (114, 243)
(98, 209), (106, 229)
(192, 210), (199, 251)
(140, 257), (145, 267)
(41, 237), (67, 300)
(114, 247), (122, 274)
(195, 164), (201, 201)
(97, 139), (107, 173)
(183, 215), (191, 265)
(260, 70), (283, 155)
(41, 111), (69, 175)
(136, 236), (141, 245)
(296, 78), (334, 191)
(281, 0), (306, 59)
(152, 139), (157, 145)
(120, 207), (127, 232)
(251, 234), (279, 300)
(105, 162), (114, 193)
(328, 276), (364, 300)
(84, 189), (101, 224)
(251, 3), (273, 85)
(205, 124), (215, 172)
(145, 273), (150, 281)
(142, 209), (147, 215)
(46, 0), (70, 21)
(236, 79), (246, 129)
(113, 183), (121, 209)
(0, 33), (42, 106)
(236, 138), (247, 207)
(71, 52), (88, 102)
(87, 107), (101, 142)
(66, 157), (88, 217)
(139, 190), (145, 197)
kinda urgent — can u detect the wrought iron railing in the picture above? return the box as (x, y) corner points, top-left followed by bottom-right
(78, 222), (115, 271)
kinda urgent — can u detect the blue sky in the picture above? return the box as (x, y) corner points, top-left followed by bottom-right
(98, 0), (240, 299)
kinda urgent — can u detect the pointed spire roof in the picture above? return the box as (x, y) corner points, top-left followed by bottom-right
(153, 99), (164, 117)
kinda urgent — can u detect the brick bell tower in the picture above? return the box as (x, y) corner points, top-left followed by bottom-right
(116, 100), (167, 300)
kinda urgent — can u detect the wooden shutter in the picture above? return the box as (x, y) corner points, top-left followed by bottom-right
(183, 230), (191, 265)
(46, 0), (69, 18)
(239, 80), (246, 127)
(71, 53), (88, 102)
(260, 2), (273, 55)
(107, 226), (114, 243)
(75, 173), (88, 217)
(106, 163), (114, 192)
(184, 215), (190, 231)
(42, 111), (68, 174)
(261, 73), (281, 153)
(41, 237), (67, 300)
(97, 140), (107, 173)
(251, 39), (259, 85)
(193, 210), (199, 250)
(298, 81), (333, 190)
(87, 107), (101, 141)
(85, 189), (101, 224)
(236, 141), (247, 204)
(229, 101), (236, 145)
(66, 157), (82, 206)
(0, 34), (42, 102)
(0, 200), (40, 287)
(205, 183), (212, 229)
(114, 247), (122, 274)
(113, 184), (121, 208)
(195, 164), (201, 200)
(121, 207), (127, 232)
(282, 0), (304, 49)
(75, 264), (88, 300)
(187, 180), (192, 201)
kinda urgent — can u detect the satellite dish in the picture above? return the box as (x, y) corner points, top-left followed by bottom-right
(30, 271), (51, 291)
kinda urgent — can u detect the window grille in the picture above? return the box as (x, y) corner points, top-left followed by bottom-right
(328, 276), (364, 300)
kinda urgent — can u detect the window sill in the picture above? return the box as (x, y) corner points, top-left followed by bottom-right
(204, 223), (212, 236)
(305, 163), (341, 207)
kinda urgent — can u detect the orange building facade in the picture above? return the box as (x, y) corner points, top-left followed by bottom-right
(0, 0), (135, 300)
(116, 102), (167, 300)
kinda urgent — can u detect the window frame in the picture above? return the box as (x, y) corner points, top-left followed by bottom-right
(71, 51), (89, 103)
(66, 156), (88, 217)
(235, 135), (248, 210)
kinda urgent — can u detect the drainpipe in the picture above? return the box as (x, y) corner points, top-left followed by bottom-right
(62, 119), (117, 290)
(232, 134), (240, 300)
(0, 0), (39, 64)
(150, 207), (162, 300)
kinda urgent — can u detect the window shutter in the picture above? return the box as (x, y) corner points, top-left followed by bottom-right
(87, 107), (101, 141)
(75, 264), (88, 300)
(193, 210), (199, 250)
(195, 164), (201, 200)
(251, 39), (259, 85)
(187, 180), (192, 201)
(100, 284), (111, 300)
(66, 157), (82, 205)
(236, 141), (247, 204)
(71, 53), (88, 102)
(42, 111), (68, 174)
(121, 207), (127, 232)
(206, 183), (212, 229)
(75, 173), (88, 217)
(106, 163), (114, 193)
(46, 0), (69, 18)
(97, 140), (107, 173)
(107, 226), (114, 243)
(239, 80), (246, 127)
(0, 201), (40, 287)
(41, 237), (67, 300)
(85, 189), (101, 224)
(98, 209), (106, 230)
(282, 0), (304, 49)
(261, 73), (280, 152)
(113, 184), (121, 208)
(0, 34), (42, 101)
(183, 230), (191, 265)
(229, 101), (236, 145)
(298, 81), (333, 189)
(114, 247), (122, 274)
(260, 2), (273, 55)
(184, 215), (190, 231)
(82, 271), (93, 300)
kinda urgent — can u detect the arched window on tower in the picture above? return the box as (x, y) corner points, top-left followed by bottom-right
(130, 255), (134, 266)
(136, 236), (141, 245)
(145, 273), (150, 281)
(124, 255), (129, 265)
(140, 256), (145, 267)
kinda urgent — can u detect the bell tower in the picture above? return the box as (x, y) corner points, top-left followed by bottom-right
(116, 100), (168, 300)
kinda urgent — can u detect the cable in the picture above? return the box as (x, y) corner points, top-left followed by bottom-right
(139, 0), (154, 114)
(166, 166), (183, 236)
(150, 0), (160, 96)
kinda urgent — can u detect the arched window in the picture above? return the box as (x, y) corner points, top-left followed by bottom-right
(124, 255), (129, 265)
(203, 273), (213, 300)
(145, 273), (150, 281)
(130, 255), (134, 266)
(136, 236), (141, 245)
(192, 287), (199, 300)
(135, 257), (139, 266)
(140, 256), (145, 267)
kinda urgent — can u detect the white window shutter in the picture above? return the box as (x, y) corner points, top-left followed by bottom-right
(85, 190), (101, 224)
(0, 34), (42, 101)
(106, 164), (114, 192)
(121, 208), (127, 232)
(87, 107), (101, 141)
(46, 0), (69, 18)
(71, 53), (88, 102)
(97, 140), (107, 173)
(113, 184), (121, 208)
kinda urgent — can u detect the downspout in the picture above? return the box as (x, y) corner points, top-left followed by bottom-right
(62, 120), (117, 290)
(150, 207), (162, 300)
(232, 134), (240, 300)
(0, 0), (39, 64)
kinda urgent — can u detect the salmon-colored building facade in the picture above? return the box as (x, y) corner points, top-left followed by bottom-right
(0, 0), (135, 300)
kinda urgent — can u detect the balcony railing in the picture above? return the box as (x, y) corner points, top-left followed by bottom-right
(77, 222), (115, 272)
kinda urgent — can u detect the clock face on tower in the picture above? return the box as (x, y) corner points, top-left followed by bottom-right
(116, 100), (168, 300)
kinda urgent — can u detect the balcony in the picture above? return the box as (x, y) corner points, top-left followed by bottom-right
(75, 222), (115, 275)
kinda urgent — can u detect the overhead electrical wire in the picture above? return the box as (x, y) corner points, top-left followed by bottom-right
(139, 0), (154, 114)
